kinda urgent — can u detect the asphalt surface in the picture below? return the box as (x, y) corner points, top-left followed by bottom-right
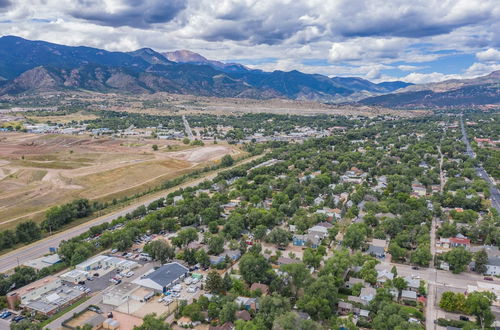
(0, 155), (262, 273)
(460, 116), (500, 212)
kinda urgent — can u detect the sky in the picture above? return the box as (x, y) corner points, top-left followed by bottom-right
(1, 0), (499, 83)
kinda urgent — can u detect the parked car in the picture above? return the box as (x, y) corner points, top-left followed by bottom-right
(126, 271), (134, 278)
(484, 277), (494, 281)
(111, 249), (118, 254)
(12, 315), (25, 323)
(411, 266), (419, 270)
(88, 306), (102, 314)
(459, 316), (469, 321)
(115, 279), (122, 285)
(1, 311), (12, 319)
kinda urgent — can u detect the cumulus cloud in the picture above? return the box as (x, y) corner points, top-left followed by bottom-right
(400, 72), (461, 84)
(0, 0), (499, 83)
(476, 48), (500, 62)
(329, 38), (406, 62)
(69, 0), (187, 29)
(465, 62), (500, 76)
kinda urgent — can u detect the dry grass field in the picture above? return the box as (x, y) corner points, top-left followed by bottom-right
(0, 132), (240, 229)
(25, 111), (99, 124)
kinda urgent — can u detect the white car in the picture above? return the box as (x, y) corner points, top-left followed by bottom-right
(184, 277), (193, 285)
(164, 298), (173, 306)
(187, 286), (197, 293)
(126, 271), (134, 278)
(191, 278), (199, 284)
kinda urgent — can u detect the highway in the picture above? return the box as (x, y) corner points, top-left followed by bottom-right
(0, 155), (263, 273)
(460, 116), (500, 212)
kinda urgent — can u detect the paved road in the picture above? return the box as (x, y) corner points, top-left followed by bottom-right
(460, 116), (500, 212)
(0, 155), (263, 273)
(182, 115), (194, 140)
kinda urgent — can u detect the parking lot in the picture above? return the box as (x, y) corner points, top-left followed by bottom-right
(110, 273), (204, 319)
(0, 309), (26, 327)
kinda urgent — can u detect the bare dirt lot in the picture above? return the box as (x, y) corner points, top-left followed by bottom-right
(0, 132), (240, 229)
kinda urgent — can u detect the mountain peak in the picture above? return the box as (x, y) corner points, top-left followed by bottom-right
(163, 50), (209, 63)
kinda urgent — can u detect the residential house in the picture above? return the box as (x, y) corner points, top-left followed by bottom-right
(401, 290), (417, 301)
(345, 277), (366, 289)
(314, 196), (325, 206)
(368, 239), (387, 258)
(209, 322), (234, 330)
(436, 237), (450, 249)
(236, 310), (252, 321)
(235, 297), (258, 310)
(250, 283), (269, 296)
(376, 269), (394, 285)
(449, 235), (471, 248)
(347, 296), (365, 305)
(338, 301), (353, 315)
(177, 317), (194, 327)
(485, 257), (500, 276)
(210, 250), (241, 265)
(411, 184), (427, 197)
(321, 208), (342, 221)
(316, 221), (333, 229)
(367, 245), (385, 258)
(404, 277), (421, 292)
(307, 225), (329, 239)
(277, 257), (300, 266)
(292, 234), (321, 248)
(360, 287), (376, 305)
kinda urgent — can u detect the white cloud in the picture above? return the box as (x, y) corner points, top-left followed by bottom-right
(398, 65), (421, 71)
(0, 0), (500, 82)
(399, 72), (462, 84)
(465, 62), (500, 76)
(476, 48), (500, 61)
(328, 37), (407, 63)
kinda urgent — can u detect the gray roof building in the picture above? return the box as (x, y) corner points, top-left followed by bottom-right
(133, 262), (189, 292)
(367, 245), (385, 258)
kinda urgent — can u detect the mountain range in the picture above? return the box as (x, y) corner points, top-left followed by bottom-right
(360, 71), (500, 108)
(0, 36), (412, 102)
(0, 35), (498, 108)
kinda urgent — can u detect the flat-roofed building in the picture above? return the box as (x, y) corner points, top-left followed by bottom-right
(60, 269), (89, 284)
(132, 262), (189, 293)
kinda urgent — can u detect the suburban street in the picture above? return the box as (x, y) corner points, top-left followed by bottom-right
(460, 115), (500, 212)
(0, 155), (263, 273)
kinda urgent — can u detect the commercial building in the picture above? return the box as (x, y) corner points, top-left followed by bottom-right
(7, 275), (85, 316)
(7, 276), (61, 309)
(132, 262), (189, 293)
(102, 282), (141, 307)
(60, 269), (89, 284)
(23, 254), (62, 271)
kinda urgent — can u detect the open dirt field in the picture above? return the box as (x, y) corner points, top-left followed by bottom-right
(0, 132), (240, 229)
